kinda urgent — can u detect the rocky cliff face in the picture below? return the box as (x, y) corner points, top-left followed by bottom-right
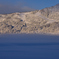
(0, 4), (59, 34)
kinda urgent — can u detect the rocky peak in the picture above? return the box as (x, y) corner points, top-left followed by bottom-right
(55, 3), (59, 6)
(50, 3), (59, 12)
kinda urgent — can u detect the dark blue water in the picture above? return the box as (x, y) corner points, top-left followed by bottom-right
(0, 34), (59, 59)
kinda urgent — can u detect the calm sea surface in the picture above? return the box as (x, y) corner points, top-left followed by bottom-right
(0, 34), (59, 59)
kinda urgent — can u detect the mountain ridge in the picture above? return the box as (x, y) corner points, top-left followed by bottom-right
(0, 4), (59, 34)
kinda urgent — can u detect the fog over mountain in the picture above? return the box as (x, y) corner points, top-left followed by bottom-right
(0, 4), (59, 34)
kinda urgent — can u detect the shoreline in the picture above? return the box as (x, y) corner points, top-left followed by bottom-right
(0, 32), (59, 36)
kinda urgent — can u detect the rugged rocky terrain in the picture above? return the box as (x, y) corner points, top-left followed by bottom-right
(0, 4), (59, 34)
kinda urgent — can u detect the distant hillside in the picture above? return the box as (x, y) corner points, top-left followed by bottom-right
(0, 4), (59, 34)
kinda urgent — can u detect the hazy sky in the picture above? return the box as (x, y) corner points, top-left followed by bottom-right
(0, 0), (59, 14)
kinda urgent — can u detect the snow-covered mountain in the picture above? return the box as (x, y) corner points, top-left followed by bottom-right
(0, 4), (59, 34)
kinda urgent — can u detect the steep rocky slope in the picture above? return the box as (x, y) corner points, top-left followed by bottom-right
(0, 4), (59, 34)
